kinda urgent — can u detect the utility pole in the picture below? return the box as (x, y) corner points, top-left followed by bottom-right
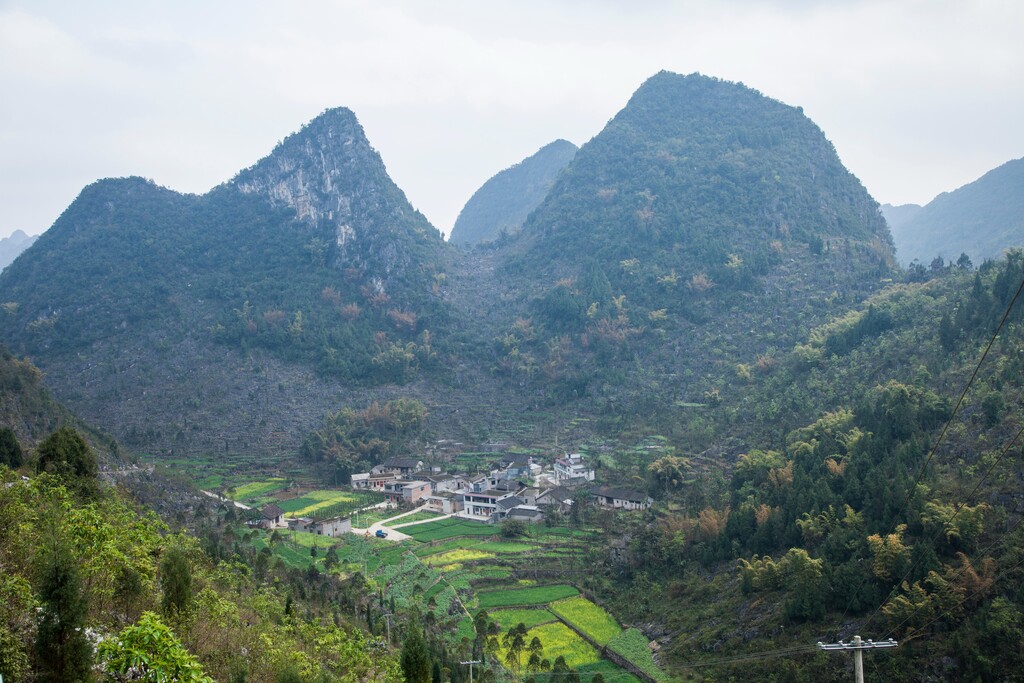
(381, 612), (393, 644)
(817, 635), (898, 683)
(459, 659), (482, 683)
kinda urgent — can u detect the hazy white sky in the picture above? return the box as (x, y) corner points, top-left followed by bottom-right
(1, 0), (1021, 240)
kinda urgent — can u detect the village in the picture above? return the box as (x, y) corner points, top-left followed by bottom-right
(248, 450), (655, 539)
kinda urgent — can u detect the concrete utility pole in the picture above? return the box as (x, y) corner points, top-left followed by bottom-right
(459, 659), (482, 683)
(817, 635), (898, 683)
(381, 612), (393, 644)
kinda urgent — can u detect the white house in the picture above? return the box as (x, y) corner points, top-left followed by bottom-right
(308, 516), (352, 537)
(461, 488), (520, 521)
(553, 454), (595, 484)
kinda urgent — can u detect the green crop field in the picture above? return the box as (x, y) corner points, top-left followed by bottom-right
(607, 628), (667, 681)
(232, 478), (289, 502)
(403, 518), (498, 542)
(578, 660), (643, 683)
(275, 490), (382, 518)
(423, 549), (496, 566)
(477, 584), (579, 609)
(490, 608), (557, 631)
(470, 541), (539, 553)
(550, 596), (621, 646)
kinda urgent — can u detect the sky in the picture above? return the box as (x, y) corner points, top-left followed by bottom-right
(1, 0), (1022, 241)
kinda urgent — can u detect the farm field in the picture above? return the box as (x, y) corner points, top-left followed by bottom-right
(274, 489), (382, 518)
(328, 511), (667, 683)
(232, 478), (289, 503)
(403, 517), (500, 542)
(608, 628), (667, 681)
(489, 608), (558, 630)
(385, 509), (440, 526)
(422, 549), (496, 566)
(498, 621), (602, 670)
(477, 584), (579, 609)
(550, 596), (622, 646)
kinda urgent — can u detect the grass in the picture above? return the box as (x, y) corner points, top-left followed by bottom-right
(550, 596), (621, 646)
(490, 608), (558, 631)
(477, 584), (579, 609)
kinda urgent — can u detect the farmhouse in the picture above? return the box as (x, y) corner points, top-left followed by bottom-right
(351, 472), (399, 490)
(535, 486), (575, 512)
(259, 504), (285, 529)
(382, 480), (432, 505)
(308, 516), (351, 537)
(424, 473), (466, 493)
(423, 492), (463, 515)
(371, 457), (424, 476)
(287, 517), (314, 532)
(593, 486), (653, 511)
(462, 488), (520, 521)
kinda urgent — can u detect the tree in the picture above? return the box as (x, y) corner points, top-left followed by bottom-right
(400, 622), (431, 683)
(98, 611), (213, 682)
(501, 518), (528, 538)
(0, 427), (22, 468)
(35, 539), (91, 683)
(160, 546), (193, 618)
(503, 622), (527, 671)
(35, 427), (98, 496)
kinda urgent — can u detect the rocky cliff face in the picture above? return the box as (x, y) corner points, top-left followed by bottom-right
(232, 108), (445, 278)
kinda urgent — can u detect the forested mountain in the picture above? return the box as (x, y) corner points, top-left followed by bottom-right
(449, 139), (578, 245)
(458, 71), (895, 434)
(0, 108), (462, 457)
(0, 230), (36, 271)
(886, 156), (1024, 265)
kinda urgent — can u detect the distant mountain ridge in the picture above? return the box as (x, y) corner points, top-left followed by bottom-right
(0, 229), (37, 271)
(886, 157), (1024, 265)
(449, 139), (578, 245)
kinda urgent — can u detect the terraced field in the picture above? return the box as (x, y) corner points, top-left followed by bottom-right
(477, 584), (579, 609)
(298, 512), (667, 683)
(550, 596), (622, 646)
(274, 489), (382, 518)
